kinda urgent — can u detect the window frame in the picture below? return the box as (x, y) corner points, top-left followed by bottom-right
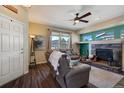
(50, 31), (71, 49)
(120, 30), (124, 39)
(60, 33), (71, 49)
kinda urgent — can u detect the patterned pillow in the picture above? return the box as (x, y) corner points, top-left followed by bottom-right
(69, 59), (80, 67)
(66, 50), (72, 55)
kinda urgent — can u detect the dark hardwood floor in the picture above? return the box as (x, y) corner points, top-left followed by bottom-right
(1, 64), (60, 88)
(1, 63), (97, 88)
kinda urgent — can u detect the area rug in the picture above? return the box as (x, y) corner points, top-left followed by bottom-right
(89, 66), (124, 88)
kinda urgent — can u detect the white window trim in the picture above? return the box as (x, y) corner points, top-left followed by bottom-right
(50, 31), (71, 49)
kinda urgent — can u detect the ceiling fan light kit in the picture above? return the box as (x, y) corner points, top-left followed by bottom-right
(69, 12), (92, 25)
(75, 20), (79, 23)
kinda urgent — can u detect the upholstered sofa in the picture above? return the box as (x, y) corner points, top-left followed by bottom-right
(59, 49), (80, 60)
(45, 50), (91, 88)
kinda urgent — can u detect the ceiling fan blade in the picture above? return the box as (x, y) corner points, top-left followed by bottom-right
(78, 12), (91, 19)
(79, 20), (89, 23)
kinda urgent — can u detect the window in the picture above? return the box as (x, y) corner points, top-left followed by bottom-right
(83, 34), (92, 41)
(120, 30), (124, 39)
(95, 32), (105, 40)
(95, 31), (114, 40)
(104, 32), (114, 40)
(51, 35), (60, 49)
(61, 33), (70, 49)
(51, 32), (71, 49)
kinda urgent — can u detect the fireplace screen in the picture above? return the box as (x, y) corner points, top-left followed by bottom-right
(96, 49), (113, 61)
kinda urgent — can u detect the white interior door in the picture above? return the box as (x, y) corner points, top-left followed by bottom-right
(0, 15), (24, 86)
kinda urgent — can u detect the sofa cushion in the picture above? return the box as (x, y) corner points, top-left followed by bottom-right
(56, 74), (66, 88)
(69, 59), (80, 67)
(58, 56), (70, 77)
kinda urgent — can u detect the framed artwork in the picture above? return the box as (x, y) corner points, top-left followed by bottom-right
(33, 35), (46, 51)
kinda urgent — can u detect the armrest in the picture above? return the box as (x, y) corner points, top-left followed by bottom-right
(65, 64), (91, 87)
(66, 64), (91, 79)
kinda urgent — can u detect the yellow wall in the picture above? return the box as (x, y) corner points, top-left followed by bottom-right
(71, 32), (80, 54)
(0, 5), (29, 74)
(29, 22), (79, 64)
(0, 5), (28, 23)
(29, 23), (49, 64)
(29, 22), (49, 50)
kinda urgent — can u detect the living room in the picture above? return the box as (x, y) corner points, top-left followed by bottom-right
(0, 3), (124, 89)
(28, 5), (124, 88)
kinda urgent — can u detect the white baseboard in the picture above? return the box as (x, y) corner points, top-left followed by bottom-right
(24, 70), (29, 74)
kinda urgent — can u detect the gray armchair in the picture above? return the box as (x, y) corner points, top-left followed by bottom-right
(56, 56), (91, 88)
(46, 51), (91, 88)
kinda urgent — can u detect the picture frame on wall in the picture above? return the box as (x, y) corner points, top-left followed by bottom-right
(33, 35), (46, 51)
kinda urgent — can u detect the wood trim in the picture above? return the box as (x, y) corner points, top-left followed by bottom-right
(51, 29), (72, 34)
(70, 33), (72, 48)
(3, 5), (18, 14)
(47, 29), (52, 50)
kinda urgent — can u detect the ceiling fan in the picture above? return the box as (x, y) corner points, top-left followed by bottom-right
(69, 12), (92, 25)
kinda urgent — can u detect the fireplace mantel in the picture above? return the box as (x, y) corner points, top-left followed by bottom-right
(77, 39), (124, 45)
(90, 39), (123, 44)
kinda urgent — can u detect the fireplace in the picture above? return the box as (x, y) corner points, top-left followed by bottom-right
(96, 49), (113, 61)
(90, 43), (122, 73)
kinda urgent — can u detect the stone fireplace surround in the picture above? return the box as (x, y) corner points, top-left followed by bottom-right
(88, 39), (124, 71)
(92, 43), (122, 66)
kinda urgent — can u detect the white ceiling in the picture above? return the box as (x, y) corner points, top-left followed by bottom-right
(28, 5), (124, 31)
